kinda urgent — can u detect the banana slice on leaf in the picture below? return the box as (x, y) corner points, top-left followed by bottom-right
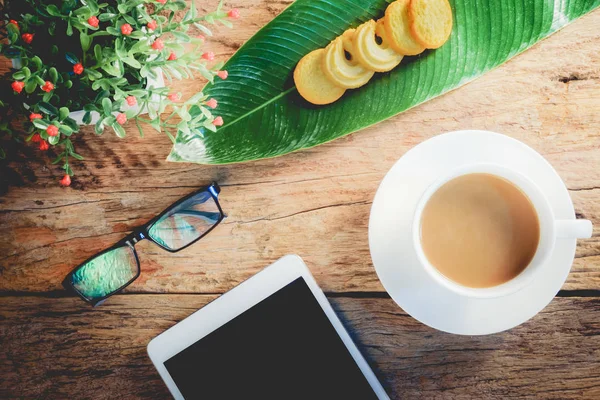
(354, 19), (403, 72)
(322, 29), (375, 89)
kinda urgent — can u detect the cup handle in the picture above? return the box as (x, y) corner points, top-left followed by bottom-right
(555, 219), (593, 239)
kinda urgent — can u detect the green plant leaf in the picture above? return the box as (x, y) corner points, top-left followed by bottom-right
(74, 5), (92, 17)
(99, 12), (117, 22)
(7, 23), (19, 43)
(111, 122), (126, 138)
(87, 69), (103, 80)
(46, 5), (62, 17)
(25, 79), (37, 94)
(32, 119), (50, 130)
(59, 125), (74, 136)
(102, 97), (112, 115)
(80, 32), (92, 51)
(129, 31), (146, 39)
(193, 23), (212, 36)
(171, 31), (191, 43)
(52, 153), (65, 164)
(48, 135), (60, 145)
(106, 26), (120, 36)
(42, 92), (53, 103)
(83, 111), (93, 125)
(115, 37), (128, 59)
(34, 76), (46, 86)
(168, 0), (600, 163)
(38, 102), (58, 116)
(94, 44), (103, 63)
(123, 15), (137, 25)
(49, 67), (59, 83)
(94, 119), (104, 135)
(31, 56), (43, 69)
(59, 107), (70, 121)
(64, 117), (79, 131)
(71, 151), (84, 161)
(122, 57), (141, 69)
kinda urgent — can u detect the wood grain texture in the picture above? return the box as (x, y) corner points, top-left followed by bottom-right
(1, 5), (599, 295)
(1, 3), (600, 398)
(0, 294), (598, 399)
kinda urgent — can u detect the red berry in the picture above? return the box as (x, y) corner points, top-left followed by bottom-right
(151, 38), (164, 51)
(29, 113), (43, 121)
(156, 0), (167, 4)
(126, 96), (137, 106)
(46, 125), (59, 137)
(167, 52), (177, 61)
(41, 81), (54, 93)
(167, 93), (180, 102)
(21, 33), (34, 44)
(31, 133), (42, 143)
(11, 81), (25, 93)
(39, 140), (49, 151)
(121, 24), (133, 35)
(227, 9), (241, 20)
(212, 116), (224, 126)
(116, 113), (127, 125)
(147, 20), (157, 31)
(205, 98), (217, 109)
(88, 16), (99, 28)
(59, 174), (72, 187)
(9, 20), (19, 30)
(202, 52), (215, 61)
(73, 63), (84, 75)
(217, 70), (228, 79)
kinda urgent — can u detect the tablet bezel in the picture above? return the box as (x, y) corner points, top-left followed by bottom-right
(147, 254), (389, 399)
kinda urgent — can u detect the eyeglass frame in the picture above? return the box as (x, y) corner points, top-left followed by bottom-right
(62, 182), (225, 306)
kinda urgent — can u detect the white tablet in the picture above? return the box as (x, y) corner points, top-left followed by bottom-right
(147, 255), (389, 399)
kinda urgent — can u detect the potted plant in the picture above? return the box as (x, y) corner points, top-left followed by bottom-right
(0, 0), (239, 186)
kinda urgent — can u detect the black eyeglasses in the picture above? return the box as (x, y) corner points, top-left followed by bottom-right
(63, 183), (225, 306)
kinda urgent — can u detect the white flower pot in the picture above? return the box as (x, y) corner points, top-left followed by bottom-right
(12, 58), (164, 126)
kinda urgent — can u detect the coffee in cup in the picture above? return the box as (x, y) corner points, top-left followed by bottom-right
(420, 173), (540, 288)
(412, 163), (591, 299)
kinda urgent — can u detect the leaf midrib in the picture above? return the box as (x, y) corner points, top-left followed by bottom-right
(219, 86), (298, 130)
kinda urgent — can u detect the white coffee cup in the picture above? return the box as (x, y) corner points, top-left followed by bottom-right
(412, 163), (592, 299)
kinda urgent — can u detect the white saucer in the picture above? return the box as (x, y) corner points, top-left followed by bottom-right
(369, 130), (577, 335)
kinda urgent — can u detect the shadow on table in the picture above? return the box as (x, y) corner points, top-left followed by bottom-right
(329, 295), (600, 399)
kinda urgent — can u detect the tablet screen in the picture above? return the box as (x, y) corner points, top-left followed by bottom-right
(164, 277), (379, 399)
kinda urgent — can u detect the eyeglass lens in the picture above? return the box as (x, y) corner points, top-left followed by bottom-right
(70, 245), (139, 301)
(147, 190), (221, 251)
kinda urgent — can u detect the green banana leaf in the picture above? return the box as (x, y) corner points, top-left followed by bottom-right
(168, 0), (599, 164)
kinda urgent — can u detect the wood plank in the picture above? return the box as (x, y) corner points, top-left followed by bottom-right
(1, 7), (599, 294)
(0, 184), (598, 293)
(0, 294), (599, 399)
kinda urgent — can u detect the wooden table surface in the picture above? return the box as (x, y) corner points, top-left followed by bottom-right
(1, 1), (600, 398)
